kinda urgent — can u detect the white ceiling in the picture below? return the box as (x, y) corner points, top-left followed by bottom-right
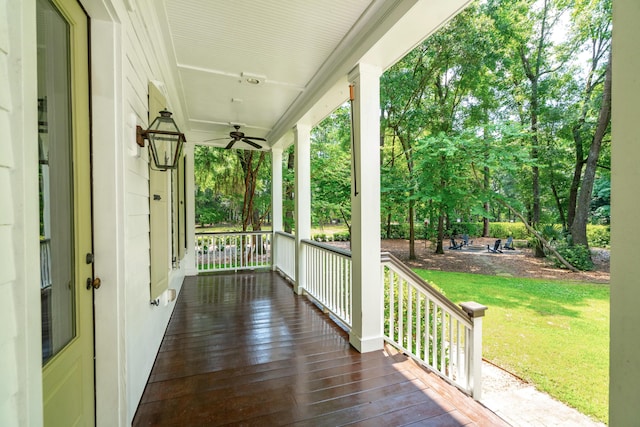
(152, 0), (472, 150)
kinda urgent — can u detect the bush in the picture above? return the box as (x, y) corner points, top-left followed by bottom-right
(333, 232), (350, 241)
(448, 222), (483, 237)
(553, 242), (594, 271)
(488, 222), (529, 239)
(587, 224), (610, 248)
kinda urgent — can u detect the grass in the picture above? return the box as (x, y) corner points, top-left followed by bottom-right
(413, 269), (609, 424)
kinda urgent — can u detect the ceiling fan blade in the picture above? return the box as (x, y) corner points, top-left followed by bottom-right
(243, 138), (263, 149)
(225, 139), (236, 149)
(243, 136), (267, 141)
(200, 136), (231, 142)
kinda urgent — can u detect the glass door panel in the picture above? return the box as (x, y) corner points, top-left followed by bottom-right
(37, 0), (75, 365)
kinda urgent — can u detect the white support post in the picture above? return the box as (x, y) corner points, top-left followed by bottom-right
(348, 63), (383, 353)
(460, 301), (488, 400)
(271, 147), (283, 270)
(184, 142), (197, 276)
(294, 125), (311, 294)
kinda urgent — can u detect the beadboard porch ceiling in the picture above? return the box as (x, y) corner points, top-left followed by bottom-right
(151, 0), (471, 149)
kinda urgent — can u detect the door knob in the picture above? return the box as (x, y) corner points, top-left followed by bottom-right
(86, 277), (101, 290)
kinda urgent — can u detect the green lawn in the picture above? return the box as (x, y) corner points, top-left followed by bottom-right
(413, 269), (609, 424)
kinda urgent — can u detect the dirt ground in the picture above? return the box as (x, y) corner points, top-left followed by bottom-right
(376, 237), (610, 284)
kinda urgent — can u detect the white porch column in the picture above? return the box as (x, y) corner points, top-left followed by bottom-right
(184, 142), (197, 276)
(348, 63), (383, 353)
(271, 147), (283, 271)
(294, 124), (311, 294)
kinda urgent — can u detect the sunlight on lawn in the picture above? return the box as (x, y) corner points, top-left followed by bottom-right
(413, 269), (609, 424)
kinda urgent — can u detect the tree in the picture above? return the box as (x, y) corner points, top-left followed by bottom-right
(381, 4), (497, 256)
(236, 150), (269, 231)
(488, 0), (573, 256)
(570, 52), (611, 246)
(311, 106), (352, 232)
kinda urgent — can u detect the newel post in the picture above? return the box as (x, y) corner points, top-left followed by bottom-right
(460, 301), (488, 400)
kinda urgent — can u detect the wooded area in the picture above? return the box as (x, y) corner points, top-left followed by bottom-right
(195, 0), (611, 268)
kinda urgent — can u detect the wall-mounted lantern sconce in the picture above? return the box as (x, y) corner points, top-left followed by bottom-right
(136, 109), (186, 170)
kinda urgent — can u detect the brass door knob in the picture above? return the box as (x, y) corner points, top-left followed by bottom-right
(86, 277), (101, 290)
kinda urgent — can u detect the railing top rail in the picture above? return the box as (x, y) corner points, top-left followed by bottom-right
(301, 239), (352, 258)
(274, 231), (295, 240)
(195, 230), (271, 236)
(381, 251), (472, 324)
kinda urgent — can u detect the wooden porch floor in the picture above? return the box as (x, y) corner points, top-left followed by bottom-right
(133, 271), (508, 426)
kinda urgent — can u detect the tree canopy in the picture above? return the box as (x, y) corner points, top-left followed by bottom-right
(194, 0), (611, 266)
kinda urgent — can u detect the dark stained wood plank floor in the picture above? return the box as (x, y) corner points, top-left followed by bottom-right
(133, 271), (508, 427)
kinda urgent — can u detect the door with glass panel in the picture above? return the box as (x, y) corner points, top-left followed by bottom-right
(37, 0), (95, 425)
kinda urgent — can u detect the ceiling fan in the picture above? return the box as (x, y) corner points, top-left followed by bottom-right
(205, 125), (266, 149)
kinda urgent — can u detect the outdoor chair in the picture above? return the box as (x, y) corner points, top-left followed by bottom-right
(449, 238), (464, 250)
(503, 236), (515, 250)
(487, 239), (502, 253)
(462, 234), (473, 246)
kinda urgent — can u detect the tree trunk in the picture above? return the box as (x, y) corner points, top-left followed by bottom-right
(238, 150), (265, 232)
(408, 199), (415, 259)
(550, 180), (567, 231)
(483, 165), (490, 237)
(571, 54), (612, 247)
(385, 213), (392, 239)
(284, 150), (294, 233)
(567, 136), (585, 228)
(497, 198), (579, 272)
(435, 214), (445, 254)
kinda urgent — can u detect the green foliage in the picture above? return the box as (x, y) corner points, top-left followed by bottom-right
(312, 233), (330, 242)
(311, 106), (352, 228)
(332, 232), (350, 242)
(488, 222), (529, 239)
(590, 177), (610, 225)
(587, 224), (610, 247)
(448, 222), (483, 237)
(553, 242), (594, 271)
(194, 146), (271, 230)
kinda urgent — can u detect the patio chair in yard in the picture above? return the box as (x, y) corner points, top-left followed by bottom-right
(462, 234), (473, 246)
(449, 238), (464, 250)
(487, 239), (503, 253)
(503, 236), (515, 250)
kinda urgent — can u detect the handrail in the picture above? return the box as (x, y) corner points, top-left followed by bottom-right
(273, 232), (295, 281)
(301, 239), (352, 328)
(301, 238), (352, 258)
(381, 252), (472, 326)
(380, 251), (485, 398)
(197, 230), (269, 236)
(274, 230), (295, 239)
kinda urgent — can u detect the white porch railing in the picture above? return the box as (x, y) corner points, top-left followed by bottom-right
(381, 252), (486, 398)
(205, 230), (486, 398)
(273, 231), (295, 281)
(301, 239), (352, 328)
(195, 231), (271, 272)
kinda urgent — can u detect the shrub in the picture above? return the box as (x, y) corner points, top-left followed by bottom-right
(587, 224), (610, 248)
(553, 242), (594, 271)
(312, 233), (327, 242)
(333, 232), (350, 241)
(448, 222), (483, 237)
(488, 222), (529, 239)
